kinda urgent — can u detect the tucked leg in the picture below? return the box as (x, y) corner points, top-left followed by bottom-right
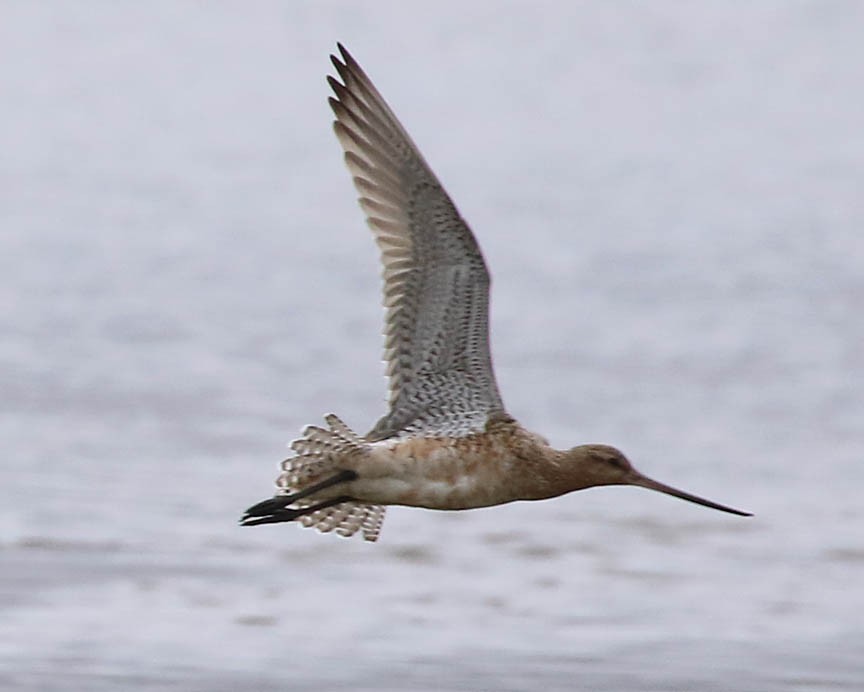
(240, 469), (357, 523)
(240, 496), (352, 527)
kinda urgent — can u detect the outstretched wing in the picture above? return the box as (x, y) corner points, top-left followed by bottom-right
(328, 44), (505, 440)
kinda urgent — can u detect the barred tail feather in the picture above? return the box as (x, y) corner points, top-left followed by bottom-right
(298, 501), (386, 541)
(276, 414), (386, 542)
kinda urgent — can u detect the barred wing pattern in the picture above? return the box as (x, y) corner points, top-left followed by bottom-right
(329, 45), (506, 440)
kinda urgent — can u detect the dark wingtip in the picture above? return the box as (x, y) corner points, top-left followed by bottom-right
(331, 43), (365, 85)
(332, 43), (354, 71)
(336, 42), (353, 65)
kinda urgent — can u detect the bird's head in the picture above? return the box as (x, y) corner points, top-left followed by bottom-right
(567, 444), (752, 517)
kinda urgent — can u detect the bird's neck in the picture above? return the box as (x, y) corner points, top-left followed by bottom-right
(511, 440), (597, 501)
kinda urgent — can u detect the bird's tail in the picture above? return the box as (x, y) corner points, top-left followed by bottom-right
(275, 414), (386, 541)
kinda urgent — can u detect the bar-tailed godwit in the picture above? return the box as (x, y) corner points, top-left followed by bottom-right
(241, 44), (751, 541)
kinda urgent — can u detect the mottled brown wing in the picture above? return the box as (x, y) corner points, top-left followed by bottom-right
(328, 44), (505, 440)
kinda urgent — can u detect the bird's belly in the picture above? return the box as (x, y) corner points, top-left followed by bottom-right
(349, 475), (507, 510)
(348, 438), (517, 510)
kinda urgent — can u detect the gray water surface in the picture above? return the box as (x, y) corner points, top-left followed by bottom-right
(2, 2), (863, 690)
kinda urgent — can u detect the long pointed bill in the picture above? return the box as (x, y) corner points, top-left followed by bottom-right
(631, 474), (752, 517)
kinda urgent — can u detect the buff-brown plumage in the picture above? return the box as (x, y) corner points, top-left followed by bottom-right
(241, 45), (751, 540)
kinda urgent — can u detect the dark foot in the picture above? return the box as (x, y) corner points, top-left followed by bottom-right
(240, 496), (351, 527)
(240, 468), (358, 524)
(245, 468), (358, 516)
(243, 495), (292, 518)
(241, 506), (309, 527)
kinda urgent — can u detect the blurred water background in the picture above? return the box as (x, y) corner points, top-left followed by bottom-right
(2, 2), (863, 690)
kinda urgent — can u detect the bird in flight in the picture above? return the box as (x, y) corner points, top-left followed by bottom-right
(241, 44), (751, 541)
